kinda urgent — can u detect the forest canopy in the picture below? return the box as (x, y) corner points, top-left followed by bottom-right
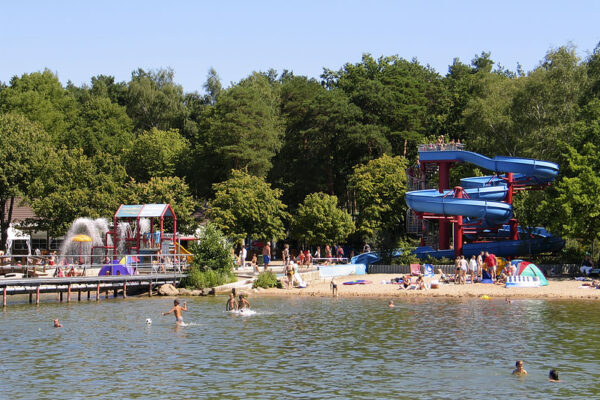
(2, 43), (600, 256)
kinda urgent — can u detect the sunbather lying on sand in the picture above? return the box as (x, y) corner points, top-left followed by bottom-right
(437, 269), (455, 283)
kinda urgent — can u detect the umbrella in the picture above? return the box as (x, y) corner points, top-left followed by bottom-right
(70, 234), (92, 264)
(71, 234), (92, 242)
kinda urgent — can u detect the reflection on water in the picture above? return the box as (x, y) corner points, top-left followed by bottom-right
(1, 296), (599, 399)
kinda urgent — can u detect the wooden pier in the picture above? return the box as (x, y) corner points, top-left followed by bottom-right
(0, 273), (183, 306)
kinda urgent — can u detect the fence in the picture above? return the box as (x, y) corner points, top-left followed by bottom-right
(368, 263), (582, 277)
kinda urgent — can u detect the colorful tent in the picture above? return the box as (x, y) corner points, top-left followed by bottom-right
(510, 259), (548, 286)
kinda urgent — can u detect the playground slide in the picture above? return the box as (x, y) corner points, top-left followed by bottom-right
(406, 150), (563, 259)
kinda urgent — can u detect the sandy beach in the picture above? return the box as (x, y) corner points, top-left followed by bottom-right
(256, 273), (600, 299)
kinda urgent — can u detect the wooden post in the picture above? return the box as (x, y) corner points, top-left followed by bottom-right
(67, 284), (72, 303)
(29, 293), (33, 304)
(148, 282), (153, 297)
(123, 282), (127, 298)
(78, 289), (81, 302)
(96, 283), (100, 301)
(36, 286), (40, 304)
(87, 289), (91, 300)
(3, 287), (6, 307)
(59, 291), (63, 302)
(114, 288), (118, 298)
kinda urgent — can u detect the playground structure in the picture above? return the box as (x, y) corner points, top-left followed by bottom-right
(59, 204), (182, 266)
(405, 144), (564, 259)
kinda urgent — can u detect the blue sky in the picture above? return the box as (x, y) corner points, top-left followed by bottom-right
(2, 1), (599, 93)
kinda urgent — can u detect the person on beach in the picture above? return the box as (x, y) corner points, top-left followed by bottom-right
(459, 256), (468, 284)
(238, 295), (250, 310)
(581, 255), (594, 275)
(416, 275), (426, 290)
(285, 262), (294, 289)
(239, 245), (247, 268)
(262, 242), (271, 271)
(331, 278), (338, 297)
(363, 243), (371, 253)
(469, 255), (477, 283)
(324, 245), (332, 265)
(53, 319), (63, 328)
(484, 252), (497, 281)
(282, 244), (290, 267)
(226, 293), (238, 311)
(512, 360), (527, 376)
(476, 251), (483, 278)
(314, 246), (321, 263)
(548, 369), (559, 382)
(251, 253), (259, 274)
(336, 245), (344, 262)
(162, 299), (187, 324)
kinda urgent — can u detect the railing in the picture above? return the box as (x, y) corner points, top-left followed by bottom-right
(0, 253), (191, 278)
(418, 143), (466, 152)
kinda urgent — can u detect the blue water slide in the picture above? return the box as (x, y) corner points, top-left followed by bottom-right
(419, 150), (559, 182)
(405, 150), (563, 259)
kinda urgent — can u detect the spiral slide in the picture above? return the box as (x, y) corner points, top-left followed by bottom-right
(406, 150), (564, 259)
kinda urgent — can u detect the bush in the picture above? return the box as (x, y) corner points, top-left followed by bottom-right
(183, 266), (235, 289)
(189, 223), (235, 272)
(182, 223), (237, 289)
(253, 270), (281, 289)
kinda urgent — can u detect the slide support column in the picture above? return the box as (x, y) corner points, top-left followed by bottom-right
(438, 162), (451, 250)
(453, 187), (464, 257)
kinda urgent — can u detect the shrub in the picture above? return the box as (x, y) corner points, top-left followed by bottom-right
(182, 222), (237, 289)
(183, 267), (235, 289)
(253, 270), (281, 289)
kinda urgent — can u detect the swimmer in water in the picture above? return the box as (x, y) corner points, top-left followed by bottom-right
(226, 293), (238, 311)
(162, 299), (187, 324)
(512, 360), (527, 376)
(388, 300), (395, 308)
(238, 295), (250, 310)
(548, 369), (559, 382)
(53, 319), (63, 328)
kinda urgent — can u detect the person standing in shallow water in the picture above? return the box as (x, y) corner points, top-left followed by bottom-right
(512, 360), (527, 376)
(330, 278), (338, 297)
(163, 299), (187, 324)
(226, 293), (238, 311)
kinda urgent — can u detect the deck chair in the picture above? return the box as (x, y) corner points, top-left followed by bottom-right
(410, 263), (421, 276)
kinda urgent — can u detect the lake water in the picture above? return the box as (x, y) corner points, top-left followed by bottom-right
(1, 295), (599, 399)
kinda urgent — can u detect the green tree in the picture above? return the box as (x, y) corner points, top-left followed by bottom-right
(208, 170), (288, 243)
(208, 72), (284, 177)
(123, 128), (190, 182)
(0, 113), (53, 250)
(126, 176), (198, 234)
(540, 144), (600, 247)
(126, 68), (185, 132)
(0, 69), (78, 145)
(290, 193), (355, 245)
(510, 45), (587, 160)
(30, 149), (128, 237)
(348, 154), (408, 248)
(323, 54), (444, 158)
(69, 96), (134, 156)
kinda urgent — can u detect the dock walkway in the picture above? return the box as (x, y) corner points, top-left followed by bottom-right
(0, 273), (183, 306)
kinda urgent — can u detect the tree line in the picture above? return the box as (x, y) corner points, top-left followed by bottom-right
(2, 43), (600, 259)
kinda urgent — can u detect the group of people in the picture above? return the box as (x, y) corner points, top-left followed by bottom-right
(512, 360), (560, 382)
(225, 293), (250, 311)
(453, 251), (499, 284)
(421, 135), (465, 152)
